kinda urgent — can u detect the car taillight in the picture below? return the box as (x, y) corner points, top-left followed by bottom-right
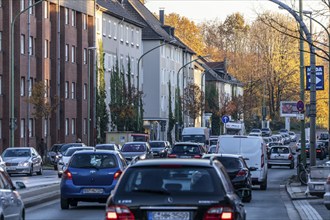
(194, 155), (201, 158)
(114, 170), (122, 179)
(288, 154), (293, 160)
(106, 205), (135, 220)
(168, 154), (177, 158)
(203, 206), (234, 220)
(236, 170), (247, 177)
(316, 149), (321, 153)
(63, 170), (72, 180)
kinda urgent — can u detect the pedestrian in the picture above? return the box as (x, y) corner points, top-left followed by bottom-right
(38, 138), (46, 161)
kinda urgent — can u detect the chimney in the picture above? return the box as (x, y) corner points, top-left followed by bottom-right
(159, 8), (165, 25)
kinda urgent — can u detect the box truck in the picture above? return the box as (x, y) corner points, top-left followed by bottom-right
(216, 135), (268, 190)
(182, 127), (210, 150)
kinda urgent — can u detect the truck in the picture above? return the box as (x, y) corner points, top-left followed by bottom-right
(181, 127), (210, 149)
(225, 121), (245, 135)
(105, 132), (150, 146)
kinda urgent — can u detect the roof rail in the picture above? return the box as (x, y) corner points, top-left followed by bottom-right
(209, 155), (217, 165)
(129, 153), (147, 165)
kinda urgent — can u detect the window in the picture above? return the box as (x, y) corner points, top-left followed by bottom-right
(44, 80), (48, 97)
(65, 119), (69, 136)
(0, 32), (2, 51)
(131, 28), (134, 46)
(20, 0), (24, 11)
(65, 81), (69, 99)
(71, 118), (76, 135)
(126, 26), (129, 44)
(29, 118), (33, 137)
(28, 77), (33, 96)
(44, 1), (48, 18)
(44, 39), (48, 58)
(20, 119), (25, 138)
(29, 36), (33, 55)
(20, 34), (25, 54)
(44, 119), (48, 137)
(71, 46), (75, 63)
(71, 10), (76, 26)
(108, 20), (111, 38)
(65, 44), (69, 61)
(102, 18), (106, 36)
(113, 22), (117, 40)
(29, 0), (33, 15)
(71, 82), (75, 99)
(20, 77), (25, 96)
(0, 0), (2, 8)
(136, 29), (140, 47)
(0, 75), (2, 95)
(83, 14), (87, 30)
(65, 8), (69, 25)
(83, 118), (87, 135)
(83, 48), (87, 64)
(120, 24), (124, 42)
(96, 17), (100, 34)
(84, 83), (87, 100)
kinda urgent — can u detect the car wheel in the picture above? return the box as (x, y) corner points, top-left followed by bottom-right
(37, 165), (43, 175)
(60, 197), (69, 209)
(320, 153), (324, 160)
(54, 165), (58, 170)
(242, 192), (252, 203)
(19, 209), (25, 220)
(290, 162), (294, 169)
(58, 173), (62, 178)
(70, 201), (78, 207)
(260, 177), (267, 190)
(267, 164), (272, 169)
(28, 165), (33, 176)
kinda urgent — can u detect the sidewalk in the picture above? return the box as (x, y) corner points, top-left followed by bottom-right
(286, 175), (324, 220)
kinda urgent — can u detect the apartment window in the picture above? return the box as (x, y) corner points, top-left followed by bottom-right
(71, 82), (75, 99)
(83, 83), (87, 100)
(20, 119), (25, 138)
(108, 20), (111, 38)
(136, 30), (140, 47)
(83, 118), (87, 135)
(71, 10), (76, 27)
(0, 75), (2, 95)
(83, 48), (87, 64)
(83, 14), (87, 30)
(44, 80), (48, 97)
(131, 58), (134, 75)
(44, 1), (48, 18)
(20, 34), (25, 54)
(65, 8), (69, 25)
(28, 36), (33, 55)
(113, 22), (117, 40)
(20, 77), (25, 96)
(71, 46), (75, 63)
(96, 17), (100, 34)
(120, 24), (124, 42)
(29, 118), (33, 137)
(65, 44), (69, 61)
(20, 0), (24, 11)
(0, 32), (2, 51)
(65, 119), (69, 136)
(0, 0), (2, 8)
(126, 26), (129, 44)
(44, 39), (48, 58)
(29, 0), (33, 15)
(65, 81), (69, 99)
(44, 119), (48, 137)
(131, 28), (134, 46)
(102, 18), (106, 36)
(28, 77), (33, 96)
(71, 119), (76, 135)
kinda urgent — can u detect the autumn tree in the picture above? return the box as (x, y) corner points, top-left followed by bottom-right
(205, 83), (220, 135)
(182, 83), (204, 127)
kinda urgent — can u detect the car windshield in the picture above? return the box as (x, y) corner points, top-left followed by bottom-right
(149, 142), (165, 148)
(116, 167), (225, 195)
(251, 129), (260, 132)
(172, 145), (200, 154)
(63, 148), (91, 156)
(121, 144), (146, 152)
(210, 139), (218, 146)
(60, 144), (84, 153)
(3, 149), (30, 157)
(95, 145), (115, 150)
(182, 135), (205, 143)
(70, 154), (117, 169)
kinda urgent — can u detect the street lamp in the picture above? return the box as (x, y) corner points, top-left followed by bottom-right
(136, 39), (177, 131)
(87, 47), (97, 146)
(10, 0), (46, 147)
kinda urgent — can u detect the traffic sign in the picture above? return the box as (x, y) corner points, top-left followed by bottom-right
(221, 115), (230, 124)
(296, 100), (304, 112)
(305, 66), (324, 90)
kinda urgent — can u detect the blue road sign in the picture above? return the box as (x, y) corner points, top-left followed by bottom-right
(305, 66), (324, 90)
(222, 115), (230, 124)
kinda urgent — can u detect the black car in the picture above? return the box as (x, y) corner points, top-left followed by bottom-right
(47, 143), (65, 170)
(203, 154), (255, 202)
(149, 141), (171, 157)
(105, 158), (246, 220)
(168, 142), (206, 159)
(305, 143), (325, 160)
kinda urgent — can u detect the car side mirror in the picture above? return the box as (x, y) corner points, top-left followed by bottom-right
(15, 181), (26, 189)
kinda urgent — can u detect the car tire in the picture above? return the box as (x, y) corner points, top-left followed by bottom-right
(19, 209), (25, 220)
(37, 165), (43, 175)
(267, 164), (272, 169)
(242, 192), (252, 203)
(70, 201), (78, 207)
(58, 173), (62, 178)
(260, 177), (267, 190)
(290, 162), (294, 169)
(61, 197), (69, 209)
(54, 165), (58, 170)
(28, 165), (33, 176)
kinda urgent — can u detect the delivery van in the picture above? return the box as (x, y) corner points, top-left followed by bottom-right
(182, 127), (210, 150)
(216, 135), (268, 190)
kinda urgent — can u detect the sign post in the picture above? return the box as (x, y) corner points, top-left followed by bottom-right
(221, 115), (229, 134)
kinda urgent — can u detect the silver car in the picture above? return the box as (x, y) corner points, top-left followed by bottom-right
(120, 142), (153, 161)
(2, 147), (43, 176)
(267, 146), (295, 169)
(324, 171), (330, 210)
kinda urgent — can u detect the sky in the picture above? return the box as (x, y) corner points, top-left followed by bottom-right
(144, 0), (325, 25)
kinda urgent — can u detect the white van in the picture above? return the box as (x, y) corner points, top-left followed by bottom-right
(182, 127), (210, 149)
(216, 135), (268, 190)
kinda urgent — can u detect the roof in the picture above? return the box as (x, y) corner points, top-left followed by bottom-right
(174, 142), (202, 146)
(73, 149), (121, 155)
(130, 158), (215, 167)
(203, 153), (243, 158)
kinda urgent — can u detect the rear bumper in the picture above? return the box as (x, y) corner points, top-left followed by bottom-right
(268, 159), (292, 166)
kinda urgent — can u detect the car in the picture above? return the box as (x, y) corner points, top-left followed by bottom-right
(120, 142), (153, 161)
(0, 156), (6, 171)
(105, 158), (246, 220)
(47, 143), (65, 170)
(203, 153), (256, 202)
(0, 167), (26, 219)
(209, 137), (218, 146)
(168, 142), (206, 158)
(57, 146), (95, 178)
(281, 133), (291, 145)
(60, 150), (127, 209)
(207, 145), (217, 154)
(2, 147), (43, 176)
(317, 140), (329, 156)
(248, 131), (262, 137)
(307, 165), (330, 198)
(296, 139), (310, 152)
(289, 131), (297, 142)
(324, 173), (330, 210)
(95, 143), (121, 151)
(268, 146), (295, 169)
(305, 143), (326, 160)
(149, 141), (171, 157)
(279, 128), (289, 134)
(318, 132), (329, 140)
(266, 142), (284, 153)
(261, 127), (272, 136)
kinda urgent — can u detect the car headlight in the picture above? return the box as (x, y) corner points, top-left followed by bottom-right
(18, 161), (30, 167)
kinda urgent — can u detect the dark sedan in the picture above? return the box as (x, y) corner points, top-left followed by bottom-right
(105, 158), (246, 220)
(168, 142), (206, 159)
(305, 143), (325, 160)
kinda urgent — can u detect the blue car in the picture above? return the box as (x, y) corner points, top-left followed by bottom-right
(60, 150), (127, 209)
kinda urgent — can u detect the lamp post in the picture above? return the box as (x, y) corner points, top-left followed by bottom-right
(270, 0), (317, 166)
(87, 47), (96, 146)
(136, 39), (176, 131)
(10, 0), (46, 147)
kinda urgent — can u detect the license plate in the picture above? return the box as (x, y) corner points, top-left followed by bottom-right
(315, 185), (324, 190)
(148, 211), (190, 220)
(82, 188), (104, 194)
(180, 156), (191, 159)
(6, 167), (15, 171)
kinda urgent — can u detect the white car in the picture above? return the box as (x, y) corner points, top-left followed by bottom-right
(289, 131), (297, 142)
(296, 139), (310, 152)
(324, 173), (330, 210)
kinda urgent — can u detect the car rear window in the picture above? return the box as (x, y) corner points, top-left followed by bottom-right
(70, 154), (117, 169)
(172, 145), (200, 154)
(117, 167), (225, 195)
(149, 142), (165, 148)
(95, 145), (115, 150)
(215, 157), (242, 169)
(271, 147), (289, 154)
(121, 144), (146, 152)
